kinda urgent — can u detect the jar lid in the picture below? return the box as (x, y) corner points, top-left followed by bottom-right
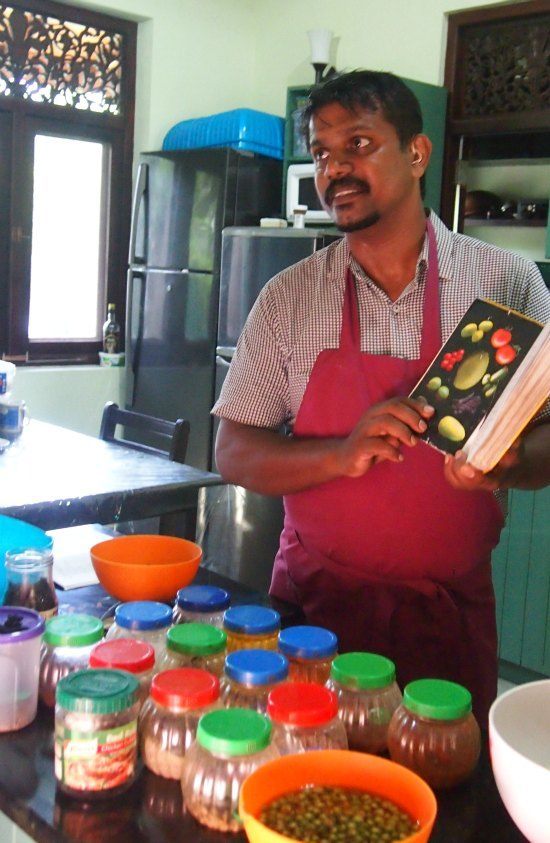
(223, 605), (280, 635)
(167, 622), (226, 656)
(89, 638), (155, 673)
(403, 679), (472, 720)
(197, 708), (272, 756)
(44, 613), (104, 648)
(57, 668), (139, 713)
(151, 668), (220, 708)
(225, 648), (288, 686)
(278, 625), (338, 659)
(114, 601), (172, 631)
(0, 606), (45, 642)
(176, 585), (230, 613)
(267, 682), (338, 726)
(330, 652), (396, 689)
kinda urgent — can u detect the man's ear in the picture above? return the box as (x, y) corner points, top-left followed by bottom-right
(410, 134), (432, 176)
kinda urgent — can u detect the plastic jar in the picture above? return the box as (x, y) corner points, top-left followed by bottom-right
(172, 584), (230, 628)
(326, 652), (403, 754)
(139, 667), (220, 780)
(89, 638), (155, 706)
(158, 623), (226, 676)
(221, 648), (289, 713)
(278, 625), (338, 683)
(267, 681), (348, 754)
(55, 668), (140, 798)
(105, 601), (172, 658)
(40, 614), (104, 708)
(182, 708), (279, 832)
(223, 605), (280, 653)
(0, 606), (44, 731)
(387, 678), (481, 789)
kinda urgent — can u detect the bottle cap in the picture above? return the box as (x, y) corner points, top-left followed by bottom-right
(403, 678), (473, 720)
(267, 681), (338, 726)
(197, 708), (272, 756)
(278, 625), (338, 660)
(114, 601), (172, 631)
(44, 613), (104, 648)
(151, 667), (219, 709)
(167, 622), (226, 656)
(0, 606), (45, 642)
(330, 652), (396, 689)
(175, 585), (230, 614)
(57, 668), (139, 713)
(224, 648), (288, 686)
(90, 637), (155, 673)
(223, 605), (280, 636)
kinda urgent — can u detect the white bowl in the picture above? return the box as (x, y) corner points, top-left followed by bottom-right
(489, 679), (550, 843)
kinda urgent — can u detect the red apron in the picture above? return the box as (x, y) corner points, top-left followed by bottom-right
(270, 221), (504, 725)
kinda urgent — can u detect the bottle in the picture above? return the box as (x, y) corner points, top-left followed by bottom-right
(102, 303), (121, 354)
(89, 637), (156, 707)
(3, 548), (58, 620)
(105, 600), (172, 659)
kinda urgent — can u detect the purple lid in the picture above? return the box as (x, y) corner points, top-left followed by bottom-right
(0, 606), (45, 641)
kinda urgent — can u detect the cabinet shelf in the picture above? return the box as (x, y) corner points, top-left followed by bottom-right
(464, 218), (547, 227)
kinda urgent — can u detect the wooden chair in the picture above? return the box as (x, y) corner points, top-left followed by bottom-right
(99, 402), (190, 464)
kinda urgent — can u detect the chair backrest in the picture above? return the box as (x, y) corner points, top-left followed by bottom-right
(99, 402), (190, 464)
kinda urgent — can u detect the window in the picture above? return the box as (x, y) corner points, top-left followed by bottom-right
(0, 1), (136, 362)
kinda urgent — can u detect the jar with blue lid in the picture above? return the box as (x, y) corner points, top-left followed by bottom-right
(223, 604), (280, 652)
(278, 625), (338, 683)
(172, 585), (230, 628)
(221, 648), (289, 713)
(105, 601), (172, 659)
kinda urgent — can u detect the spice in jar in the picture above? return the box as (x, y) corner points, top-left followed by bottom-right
(223, 604), (280, 652)
(173, 584), (230, 628)
(40, 613), (104, 708)
(267, 681), (348, 754)
(221, 648), (289, 713)
(3, 548), (58, 620)
(105, 601), (172, 658)
(278, 624), (338, 683)
(158, 622), (226, 676)
(89, 638), (155, 707)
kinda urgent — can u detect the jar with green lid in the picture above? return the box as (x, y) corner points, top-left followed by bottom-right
(326, 652), (402, 754)
(55, 668), (140, 798)
(387, 678), (481, 789)
(157, 622), (226, 676)
(40, 614), (104, 708)
(181, 708), (279, 832)
(223, 605), (280, 653)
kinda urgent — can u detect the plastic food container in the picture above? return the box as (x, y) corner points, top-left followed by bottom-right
(162, 108), (284, 159)
(139, 667), (220, 780)
(326, 652), (403, 754)
(105, 601), (172, 658)
(40, 613), (104, 708)
(181, 707), (279, 832)
(0, 606), (44, 731)
(55, 668), (140, 798)
(89, 638), (155, 706)
(172, 584), (230, 628)
(158, 622), (226, 676)
(387, 678), (481, 789)
(223, 605), (280, 653)
(221, 648), (289, 713)
(267, 681), (348, 755)
(278, 625), (338, 683)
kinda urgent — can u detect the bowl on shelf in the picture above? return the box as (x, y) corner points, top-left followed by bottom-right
(489, 679), (550, 843)
(239, 749), (437, 843)
(90, 534), (202, 602)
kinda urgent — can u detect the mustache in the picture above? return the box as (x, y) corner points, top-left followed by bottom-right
(325, 177), (370, 205)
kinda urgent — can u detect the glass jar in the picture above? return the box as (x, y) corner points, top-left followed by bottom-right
(278, 625), (337, 683)
(387, 678), (481, 789)
(172, 584), (230, 628)
(223, 605), (280, 653)
(3, 548), (58, 620)
(105, 601), (172, 659)
(89, 638), (155, 706)
(220, 648), (289, 713)
(55, 668), (140, 799)
(158, 623), (226, 676)
(139, 667), (220, 780)
(267, 681), (348, 754)
(326, 652), (402, 754)
(40, 614), (104, 708)
(182, 708), (279, 832)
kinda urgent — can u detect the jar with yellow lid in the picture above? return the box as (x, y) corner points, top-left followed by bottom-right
(223, 605), (280, 653)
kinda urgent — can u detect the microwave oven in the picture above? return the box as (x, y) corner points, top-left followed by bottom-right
(286, 163), (331, 223)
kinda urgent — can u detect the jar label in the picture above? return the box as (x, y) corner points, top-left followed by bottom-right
(55, 719), (137, 791)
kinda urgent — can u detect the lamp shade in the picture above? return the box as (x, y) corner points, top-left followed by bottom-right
(307, 29), (333, 64)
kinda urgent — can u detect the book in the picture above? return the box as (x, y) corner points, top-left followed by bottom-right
(409, 298), (550, 473)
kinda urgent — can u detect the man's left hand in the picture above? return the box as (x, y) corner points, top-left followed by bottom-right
(443, 439), (523, 492)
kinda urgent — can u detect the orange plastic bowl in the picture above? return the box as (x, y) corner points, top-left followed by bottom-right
(239, 750), (437, 843)
(90, 535), (202, 602)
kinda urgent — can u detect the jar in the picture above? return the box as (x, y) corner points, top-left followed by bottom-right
(326, 652), (402, 754)
(158, 623), (226, 676)
(55, 668), (140, 798)
(182, 708), (279, 832)
(267, 681), (348, 754)
(139, 667), (220, 779)
(220, 649), (288, 713)
(223, 604), (280, 653)
(105, 601), (172, 658)
(0, 606), (44, 731)
(3, 548), (58, 620)
(387, 678), (481, 789)
(173, 584), (230, 628)
(89, 638), (155, 706)
(278, 625), (337, 683)
(40, 614), (104, 708)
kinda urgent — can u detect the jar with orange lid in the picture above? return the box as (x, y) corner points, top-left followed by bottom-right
(40, 614), (104, 708)
(105, 601), (172, 659)
(387, 678), (481, 789)
(278, 625), (337, 683)
(157, 622), (226, 676)
(89, 638), (155, 707)
(172, 584), (230, 628)
(222, 605), (280, 652)
(220, 649), (288, 713)
(267, 681), (348, 755)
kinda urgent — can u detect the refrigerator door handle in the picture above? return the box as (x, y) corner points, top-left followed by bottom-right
(128, 162), (148, 264)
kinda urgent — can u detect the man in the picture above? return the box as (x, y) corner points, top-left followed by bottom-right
(213, 70), (550, 725)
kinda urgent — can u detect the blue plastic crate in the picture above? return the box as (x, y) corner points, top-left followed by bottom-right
(162, 108), (284, 160)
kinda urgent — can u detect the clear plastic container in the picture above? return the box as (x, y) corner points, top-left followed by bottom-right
(220, 648), (289, 713)
(139, 667), (220, 779)
(3, 548), (58, 620)
(0, 606), (44, 731)
(223, 604), (280, 653)
(40, 613), (104, 708)
(172, 584), (230, 628)
(105, 601), (172, 659)
(181, 707), (279, 832)
(89, 637), (155, 706)
(387, 678), (481, 789)
(326, 652), (403, 754)
(278, 625), (338, 683)
(267, 680), (348, 754)
(157, 622), (226, 676)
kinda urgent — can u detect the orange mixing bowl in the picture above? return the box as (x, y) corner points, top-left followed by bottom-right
(239, 750), (437, 843)
(90, 535), (202, 601)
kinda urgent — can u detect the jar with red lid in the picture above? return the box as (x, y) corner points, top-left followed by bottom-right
(278, 625), (337, 683)
(223, 605), (280, 652)
(267, 681), (348, 754)
(157, 622), (226, 676)
(387, 678), (481, 789)
(139, 668), (220, 780)
(220, 648), (289, 713)
(89, 638), (155, 706)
